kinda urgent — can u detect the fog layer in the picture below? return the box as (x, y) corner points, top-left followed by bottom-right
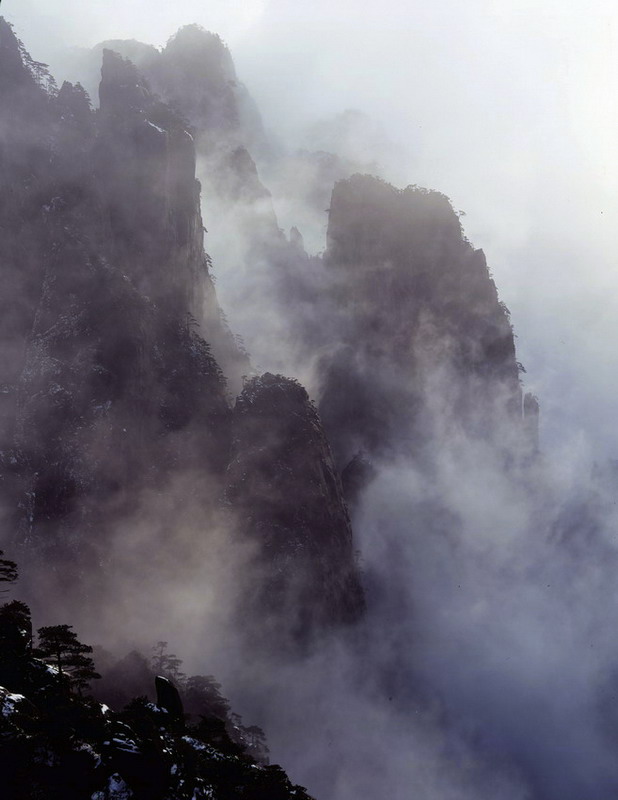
(2, 5), (618, 800)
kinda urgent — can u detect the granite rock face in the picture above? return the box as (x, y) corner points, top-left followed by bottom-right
(227, 373), (365, 646)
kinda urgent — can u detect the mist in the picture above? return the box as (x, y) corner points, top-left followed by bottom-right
(2, 3), (618, 800)
(10, 0), (618, 455)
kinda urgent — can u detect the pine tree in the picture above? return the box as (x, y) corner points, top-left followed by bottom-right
(242, 724), (270, 764)
(0, 550), (18, 593)
(0, 600), (32, 689)
(36, 624), (100, 694)
(185, 674), (231, 720)
(151, 641), (186, 685)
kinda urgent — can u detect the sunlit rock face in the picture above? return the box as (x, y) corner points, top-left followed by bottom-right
(227, 373), (365, 649)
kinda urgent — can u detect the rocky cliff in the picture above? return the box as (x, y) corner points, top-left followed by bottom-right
(314, 175), (528, 467)
(226, 373), (365, 647)
(0, 19), (364, 648)
(1, 37), (233, 573)
(86, 26), (278, 237)
(75, 26), (313, 387)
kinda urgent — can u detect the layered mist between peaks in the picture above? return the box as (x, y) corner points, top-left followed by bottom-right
(0, 20), (536, 651)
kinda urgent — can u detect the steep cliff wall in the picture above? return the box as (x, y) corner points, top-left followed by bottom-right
(0, 26), (234, 571)
(316, 175), (526, 466)
(226, 373), (365, 647)
(0, 18), (54, 452)
(89, 27), (274, 219)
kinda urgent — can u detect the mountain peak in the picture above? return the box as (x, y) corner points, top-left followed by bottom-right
(165, 24), (236, 80)
(99, 48), (151, 119)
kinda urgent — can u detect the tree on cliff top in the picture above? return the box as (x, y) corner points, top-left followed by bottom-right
(0, 550), (18, 593)
(36, 624), (101, 695)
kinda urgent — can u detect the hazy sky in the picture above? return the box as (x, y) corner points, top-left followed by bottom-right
(6, 0), (618, 460)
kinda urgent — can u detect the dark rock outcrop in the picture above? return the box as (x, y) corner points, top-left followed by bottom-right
(523, 392), (540, 456)
(227, 373), (365, 647)
(340, 452), (377, 509)
(155, 675), (184, 721)
(80, 26), (276, 237)
(314, 175), (527, 466)
(92, 25), (270, 159)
